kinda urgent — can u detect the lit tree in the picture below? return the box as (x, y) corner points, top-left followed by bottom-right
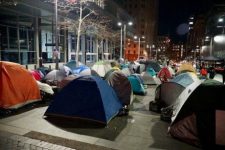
(45, 0), (114, 65)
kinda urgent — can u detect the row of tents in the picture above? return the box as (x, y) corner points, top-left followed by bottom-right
(0, 60), (163, 125)
(149, 62), (225, 149)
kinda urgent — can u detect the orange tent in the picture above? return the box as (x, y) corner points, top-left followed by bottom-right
(0, 61), (41, 109)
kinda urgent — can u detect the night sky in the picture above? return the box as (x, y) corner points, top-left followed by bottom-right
(158, 0), (215, 43)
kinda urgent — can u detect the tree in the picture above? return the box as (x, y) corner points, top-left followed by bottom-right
(44, 0), (117, 65)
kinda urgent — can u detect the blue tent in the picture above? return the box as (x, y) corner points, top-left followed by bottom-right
(128, 75), (146, 95)
(44, 76), (122, 125)
(72, 65), (89, 74)
(146, 67), (156, 77)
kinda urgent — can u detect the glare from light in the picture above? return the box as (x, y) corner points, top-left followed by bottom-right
(218, 18), (224, 23)
(117, 22), (122, 26)
(128, 21), (133, 26)
(214, 35), (225, 43)
(134, 36), (138, 39)
(189, 22), (193, 25)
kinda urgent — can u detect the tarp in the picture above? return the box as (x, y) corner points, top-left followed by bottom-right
(92, 61), (112, 77)
(44, 76), (122, 125)
(104, 70), (133, 105)
(128, 75), (146, 95)
(0, 61), (41, 109)
(169, 80), (225, 148)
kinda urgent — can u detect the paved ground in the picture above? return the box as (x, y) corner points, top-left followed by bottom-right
(0, 85), (200, 150)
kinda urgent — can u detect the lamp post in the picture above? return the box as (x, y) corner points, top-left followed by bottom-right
(117, 21), (133, 59)
(54, 0), (59, 69)
(134, 35), (145, 60)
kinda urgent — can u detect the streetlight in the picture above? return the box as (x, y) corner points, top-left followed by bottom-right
(54, 0), (59, 69)
(218, 16), (225, 34)
(134, 35), (145, 60)
(117, 21), (133, 59)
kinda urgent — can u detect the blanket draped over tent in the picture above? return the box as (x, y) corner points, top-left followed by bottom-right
(0, 61), (41, 109)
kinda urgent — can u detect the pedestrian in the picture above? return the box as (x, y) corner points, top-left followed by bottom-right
(208, 65), (215, 79)
(200, 64), (207, 79)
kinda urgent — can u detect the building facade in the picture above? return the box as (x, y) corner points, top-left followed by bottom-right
(114, 0), (158, 60)
(0, 0), (126, 68)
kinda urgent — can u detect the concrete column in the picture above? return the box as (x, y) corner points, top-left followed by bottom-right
(105, 39), (108, 60)
(95, 37), (98, 62)
(34, 17), (40, 67)
(17, 16), (21, 64)
(63, 27), (67, 62)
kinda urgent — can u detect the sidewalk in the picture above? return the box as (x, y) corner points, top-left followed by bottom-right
(0, 85), (200, 150)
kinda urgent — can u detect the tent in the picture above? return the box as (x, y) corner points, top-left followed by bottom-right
(142, 60), (161, 73)
(128, 75), (146, 95)
(0, 61), (41, 109)
(65, 60), (84, 71)
(79, 68), (100, 77)
(44, 76), (122, 125)
(37, 66), (51, 76)
(146, 67), (156, 77)
(45, 70), (66, 82)
(169, 80), (225, 148)
(121, 67), (134, 77)
(157, 67), (172, 82)
(104, 70), (133, 106)
(153, 72), (199, 111)
(176, 63), (196, 75)
(44, 66), (71, 83)
(30, 70), (43, 81)
(72, 65), (89, 74)
(58, 74), (79, 88)
(92, 61), (112, 77)
(141, 72), (159, 85)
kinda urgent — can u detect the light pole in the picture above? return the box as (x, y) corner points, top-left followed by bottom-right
(134, 35), (145, 60)
(54, 0), (59, 69)
(117, 21), (133, 59)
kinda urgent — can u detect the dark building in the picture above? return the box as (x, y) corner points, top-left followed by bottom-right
(202, 2), (225, 59)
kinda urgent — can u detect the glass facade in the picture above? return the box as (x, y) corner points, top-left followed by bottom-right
(0, 24), (36, 64)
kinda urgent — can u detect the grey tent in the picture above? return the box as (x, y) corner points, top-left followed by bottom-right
(141, 72), (159, 85)
(169, 80), (225, 149)
(155, 72), (199, 108)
